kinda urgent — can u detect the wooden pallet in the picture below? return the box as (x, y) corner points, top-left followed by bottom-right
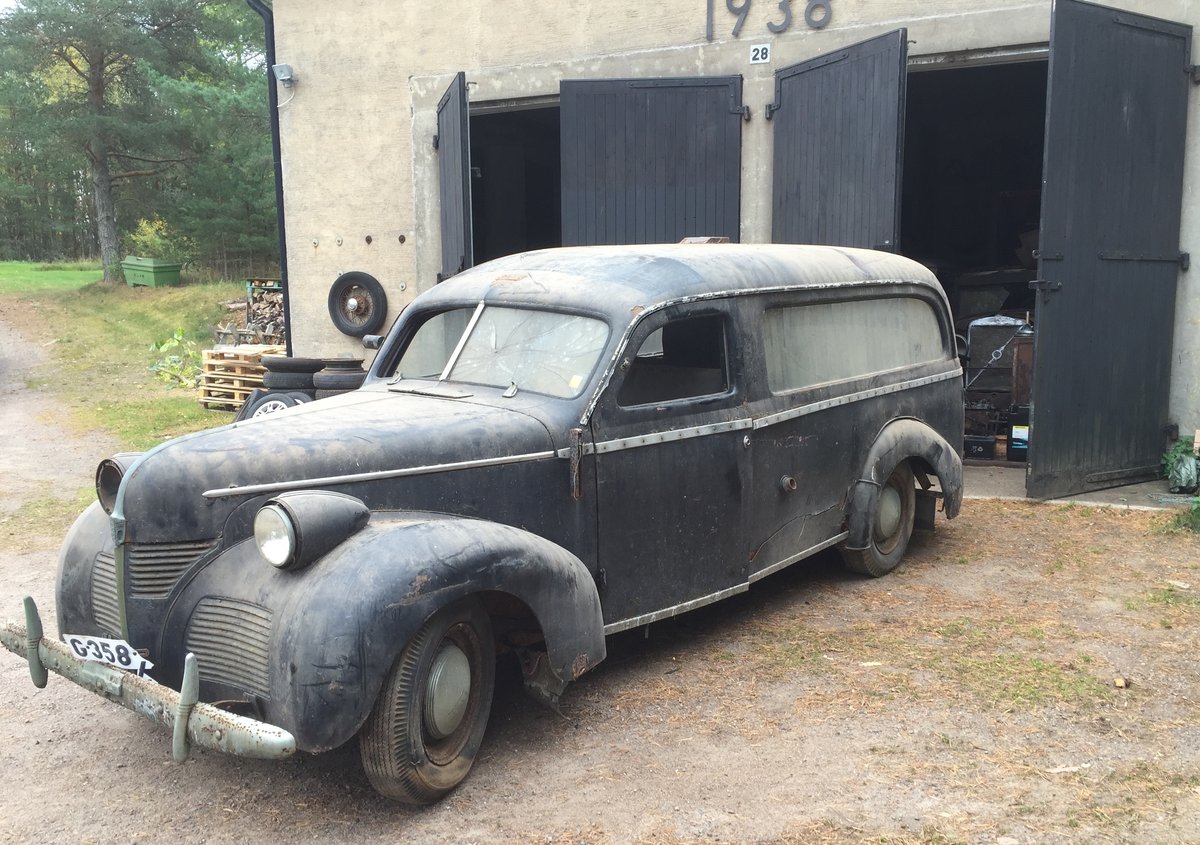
(200, 344), (284, 410)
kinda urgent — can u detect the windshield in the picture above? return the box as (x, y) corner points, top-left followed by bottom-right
(393, 305), (610, 399)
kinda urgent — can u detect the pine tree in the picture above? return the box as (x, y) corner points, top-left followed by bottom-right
(1, 0), (215, 280)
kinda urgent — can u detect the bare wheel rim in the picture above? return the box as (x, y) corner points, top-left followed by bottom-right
(336, 284), (374, 328)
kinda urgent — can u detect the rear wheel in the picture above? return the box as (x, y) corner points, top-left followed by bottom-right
(841, 461), (915, 577)
(360, 598), (495, 804)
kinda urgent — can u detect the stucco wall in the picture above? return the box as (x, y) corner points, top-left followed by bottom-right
(271, 0), (1200, 431)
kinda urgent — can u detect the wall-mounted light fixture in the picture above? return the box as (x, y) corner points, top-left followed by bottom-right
(271, 63), (295, 88)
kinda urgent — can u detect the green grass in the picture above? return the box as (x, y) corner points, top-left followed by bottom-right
(1142, 587), (1200, 608)
(0, 260), (104, 293)
(0, 261), (242, 450)
(0, 484), (95, 553)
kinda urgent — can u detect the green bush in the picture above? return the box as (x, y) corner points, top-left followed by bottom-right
(148, 328), (203, 388)
(123, 218), (197, 261)
(1162, 436), (1195, 479)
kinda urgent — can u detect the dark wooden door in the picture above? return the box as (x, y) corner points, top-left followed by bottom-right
(769, 30), (907, 250)
(1028, 1), (1192, 498)
(436, 72), (473, 280)
(560, 77), (745, 246)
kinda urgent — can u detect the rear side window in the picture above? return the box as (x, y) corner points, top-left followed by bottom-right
(763, 298), (944, 392)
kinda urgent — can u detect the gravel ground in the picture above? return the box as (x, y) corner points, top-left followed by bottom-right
(1, 307), (1198, 845)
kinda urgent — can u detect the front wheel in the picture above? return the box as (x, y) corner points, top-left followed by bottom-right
(359, 598), (496, 804)
(841, 461), (915, 577)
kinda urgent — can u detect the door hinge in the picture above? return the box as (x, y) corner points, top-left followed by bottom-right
(432, 134), (439, 151)
(568, 427), (585, 500)
(1188, 64), (1200, 85)
(1028, 279), (1062, 293)
(1099, 250), (1189, 270)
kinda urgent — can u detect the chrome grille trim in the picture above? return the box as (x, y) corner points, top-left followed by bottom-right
(126, 540), (215, 598)
(185, 598), (273, 699)
(91, 551), (121, 635)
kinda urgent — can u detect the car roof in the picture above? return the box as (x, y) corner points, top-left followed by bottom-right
(420, 244), (945, 318)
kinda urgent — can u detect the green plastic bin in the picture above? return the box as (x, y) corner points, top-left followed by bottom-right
(121, 256), (184, 287)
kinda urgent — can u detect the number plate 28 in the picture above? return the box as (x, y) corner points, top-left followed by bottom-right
(63, 634), (155, 678)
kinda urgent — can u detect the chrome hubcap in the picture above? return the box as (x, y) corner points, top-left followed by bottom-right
(876, 485), (902, 541)
(345, 295), (361, 314)
(252, 400), (289, 417)
(424, 642), (471, 739)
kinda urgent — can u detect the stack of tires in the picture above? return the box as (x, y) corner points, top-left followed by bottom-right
(314, 358), (368, 399)
(237, 356), (368, 420)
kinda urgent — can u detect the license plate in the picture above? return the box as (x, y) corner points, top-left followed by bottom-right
(62, 634), (154, 678)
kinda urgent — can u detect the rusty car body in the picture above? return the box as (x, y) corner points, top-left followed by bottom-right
(2, 243), (963, 803)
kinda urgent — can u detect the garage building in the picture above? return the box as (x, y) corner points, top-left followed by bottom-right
(261, 0), (1200, 500)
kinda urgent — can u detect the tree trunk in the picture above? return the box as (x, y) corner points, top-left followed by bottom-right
(87, 59), (120, 282)
(89, 143), (120, 282)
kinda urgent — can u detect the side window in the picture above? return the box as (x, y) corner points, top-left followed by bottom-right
(617, 315), (728, 406)
(764, 297), (944, 393)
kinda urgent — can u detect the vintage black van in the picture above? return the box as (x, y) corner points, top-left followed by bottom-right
(2, 244), (963, 803)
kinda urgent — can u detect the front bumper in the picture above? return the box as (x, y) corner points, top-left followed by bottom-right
(1, 596), (295, 762)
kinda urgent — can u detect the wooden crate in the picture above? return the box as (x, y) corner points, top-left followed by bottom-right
(200, 344), (284, 410)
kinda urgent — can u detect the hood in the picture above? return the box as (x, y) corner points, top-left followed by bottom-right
(115, 390), (556, 543)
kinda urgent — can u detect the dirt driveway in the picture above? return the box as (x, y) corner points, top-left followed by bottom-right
(2, 311), (1198, 845)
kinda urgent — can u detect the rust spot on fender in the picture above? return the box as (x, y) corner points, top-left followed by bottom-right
(404, 573), (431, 599)
(571, 653), (591, 680)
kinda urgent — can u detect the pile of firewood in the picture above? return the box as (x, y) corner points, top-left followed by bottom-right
(215, 287), (287, 346)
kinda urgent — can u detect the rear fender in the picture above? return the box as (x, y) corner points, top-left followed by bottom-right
(844, 418), (963, 551)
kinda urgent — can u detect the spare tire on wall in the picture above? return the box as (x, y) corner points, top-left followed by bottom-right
(328, 271), (387, 337)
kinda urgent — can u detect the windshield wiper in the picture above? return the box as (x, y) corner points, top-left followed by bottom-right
(388, 384), (473, 399)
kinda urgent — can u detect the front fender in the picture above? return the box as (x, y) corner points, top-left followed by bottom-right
(844, 418), (963, 551)
(167, 511), (604, 752)
(56, 502), (114, 638)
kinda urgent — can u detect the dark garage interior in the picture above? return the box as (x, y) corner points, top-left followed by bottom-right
(901, 59), (1049, 460)
(469, 106), (562, 264)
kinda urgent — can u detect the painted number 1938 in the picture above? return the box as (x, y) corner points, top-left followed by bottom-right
(708, 0), (832, 41)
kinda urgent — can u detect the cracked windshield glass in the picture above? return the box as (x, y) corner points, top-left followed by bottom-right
(395, 306), (609, 398)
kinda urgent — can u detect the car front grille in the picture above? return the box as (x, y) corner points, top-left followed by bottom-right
(185, 597), (273, 699)
(91, 551), (121, 636)
(126, 540), (215, 598)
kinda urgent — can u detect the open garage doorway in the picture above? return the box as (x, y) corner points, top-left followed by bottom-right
(469, 105), (562, 265)
(900, 59), (1048, 459)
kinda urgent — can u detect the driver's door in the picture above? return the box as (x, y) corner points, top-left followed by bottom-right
(590, 303), (751, 631)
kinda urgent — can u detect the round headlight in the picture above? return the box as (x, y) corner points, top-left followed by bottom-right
(254, 504), (296, 568)
(95, 453), (143, 516)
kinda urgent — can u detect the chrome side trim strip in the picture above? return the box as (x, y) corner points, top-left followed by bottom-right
(578, 369), (961, 458)
(751, 369), (961, 430)
(587, 417), (752, 456)
(603, 582), (750, 635)
(748, 531), (849, 584)
(202, 450), (557, 499)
